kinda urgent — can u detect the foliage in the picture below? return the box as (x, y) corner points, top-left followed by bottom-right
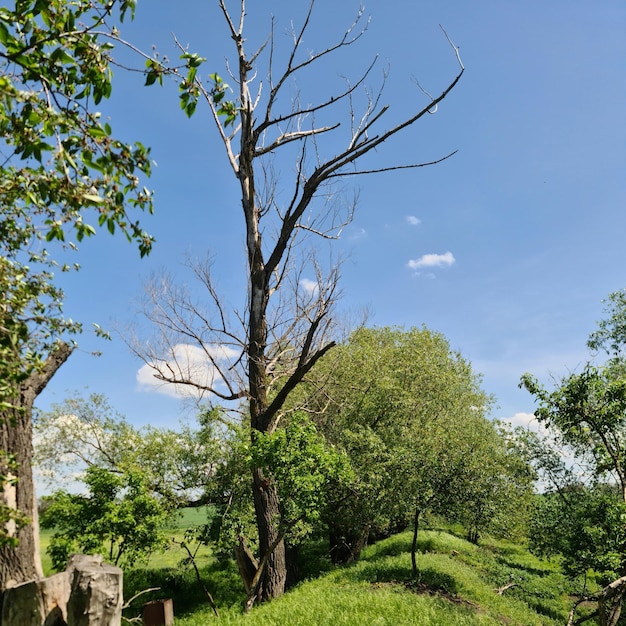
(521, 365), (626, 493)
(520, 292), (626, 570)
(450, 424), (534, 544)
(203, 414), (352, 561)
(252, 414), (352, 545)
(300, 326), (521, 560)
(0, 0), (153, 410)
(41, 464), (172, 570)
(521, 289), (626, 624)
(202, 422), (258, 561)
(34, 393), (223, 507)
(0, 2), (154, 581)
(588, 290), (626, 359)
(529, 487), (626, 583)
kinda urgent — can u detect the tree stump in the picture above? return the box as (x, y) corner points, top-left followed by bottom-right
(66, 555), (122, 626)
(1, 571), (69, 626)
(0, 554), (122, 626)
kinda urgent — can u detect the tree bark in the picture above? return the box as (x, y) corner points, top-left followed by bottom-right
(0, 342), (72, 591)
(251, 467), (286, 600)
(411, 508), (421, 579)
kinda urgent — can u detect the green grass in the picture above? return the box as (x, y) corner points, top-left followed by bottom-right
(115, 517), (579, 625)
(41, 510), (583, 625)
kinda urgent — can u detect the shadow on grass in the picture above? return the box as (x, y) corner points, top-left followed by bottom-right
(348, 554), (459, 599)
(123, 559), (245, 619)
(491, 552), (554, 577)
(361, 534), (413, 560)
(526, 598), (568, 622)
(414, 568), (459, 595)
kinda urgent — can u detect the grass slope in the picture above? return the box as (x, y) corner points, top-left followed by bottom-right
(115, 517), (573, 625)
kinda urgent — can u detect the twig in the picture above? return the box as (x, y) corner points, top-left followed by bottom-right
(494, 582), (517, 595)
(439, 24), (464, 70)
(122, 587), (161, 608)
(174, 539), (220, 617)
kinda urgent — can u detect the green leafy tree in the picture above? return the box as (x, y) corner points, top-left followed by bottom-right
(243, 414), (350, 606)
(300, 326), (506, 568)
(34, 393), (224, 508)
(528, 485), (626, 582)
(200, 414), (351, 607)
(521, 289), (626, 626)
(450, 423), (534, 545)
(41, 464), (171, 571)
(0, 0), (154, 587)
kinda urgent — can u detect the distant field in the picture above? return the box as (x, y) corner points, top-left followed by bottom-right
(39, 506), (215, 576)
(171, 506), (215, 529)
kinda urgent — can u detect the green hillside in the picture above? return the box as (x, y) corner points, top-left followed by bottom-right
(112, 517), (577, 625)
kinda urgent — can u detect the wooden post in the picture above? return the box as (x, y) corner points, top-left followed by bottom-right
(142, 599), (174, 626)
(1, 571), (69, 626)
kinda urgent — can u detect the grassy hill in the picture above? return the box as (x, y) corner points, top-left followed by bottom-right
(80, 510), (579, 625)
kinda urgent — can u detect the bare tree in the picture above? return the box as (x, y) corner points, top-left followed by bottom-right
(134, 0), (463, 604)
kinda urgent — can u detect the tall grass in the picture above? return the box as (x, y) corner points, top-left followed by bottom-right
(117, 519), (574, 626)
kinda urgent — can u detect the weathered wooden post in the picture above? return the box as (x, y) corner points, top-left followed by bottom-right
(1, 570), (69, 626)
(142, 599), (174, 626)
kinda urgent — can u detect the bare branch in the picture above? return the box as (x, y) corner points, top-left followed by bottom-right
(131, 5), (464, 600)
(259, 2), (369, 131)
(327, 151), (458, 178)
(440, 24), (465, 71)
(255, 55), (377, 144)
(255, 123), (339, 157)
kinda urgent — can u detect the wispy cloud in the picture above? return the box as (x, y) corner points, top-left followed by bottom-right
(407, 251), (455, 270)
(406, 215), (421, 226)
(347, 226), (367, 241)
(299, 278), (319, 296)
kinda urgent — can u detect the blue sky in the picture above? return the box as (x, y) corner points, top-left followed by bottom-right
(36, 0), (626, 431)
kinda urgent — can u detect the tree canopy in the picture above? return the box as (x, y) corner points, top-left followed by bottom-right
(0, 0), (153, 588)
(521, 289), (626, 626)
(296, 326), (530, 567)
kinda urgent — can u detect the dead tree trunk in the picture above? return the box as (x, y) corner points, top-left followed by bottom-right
(133, 0), (463, 606)
(251, 467), (286, 600)
(0, 342), (72, 591)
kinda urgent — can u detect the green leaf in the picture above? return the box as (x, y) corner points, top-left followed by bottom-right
(88, 126), (106, 139)
(145, 71), (158, 87)
(0, 21), (10, 45)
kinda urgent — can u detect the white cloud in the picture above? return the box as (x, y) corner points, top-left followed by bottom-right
(407, 251), (455, 270)
(299, 278), (319, 296)
(137, 343), (240, 399)
(499, 412), (541, 431)
(406, 215), (421, 226)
